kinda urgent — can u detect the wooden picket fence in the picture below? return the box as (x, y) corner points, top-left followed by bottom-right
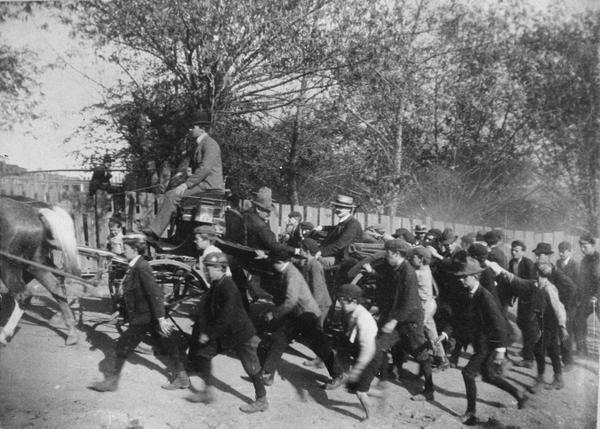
(0, 174), (584, 262)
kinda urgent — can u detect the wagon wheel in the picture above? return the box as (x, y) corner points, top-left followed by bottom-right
(148, 259), (207, 315)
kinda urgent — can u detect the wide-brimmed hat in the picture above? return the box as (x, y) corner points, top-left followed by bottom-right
(441, 228), (458, 245)
(251, 187), (275, 212)
(453, 257), (484, 277)
(191, 110), (211, 126)
(532, 242), (554, 255)
(331, 194), (356, 208)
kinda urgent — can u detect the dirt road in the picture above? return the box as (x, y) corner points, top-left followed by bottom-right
(0, 288), (598, 429)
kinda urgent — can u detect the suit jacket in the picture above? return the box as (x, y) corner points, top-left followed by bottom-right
(122, 257), (165, 326)
(319, 215), (363, 261)
(488, 247), (508, 269)
(243, 209), (279, 251)
(273, 263), (321, 320)
(469, 285), (510, 350)
(185, 134), (225, 190)
(201, 275), (256, 350)
(580, 251), (600, 300)
(376, 260), (423, 326)
(509, 256), (536, 280)
(556, 258), (579, 288)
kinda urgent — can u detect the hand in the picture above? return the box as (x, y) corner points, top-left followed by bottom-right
(560, 326), (569, 340)
(264, 312), (274, 322)
(369, 305), (379, 316)
(484, 260), (503, 275)
(362, 263), (374, 274)
(199, 333), (210, 345)
(315, 251), (322, 259)
(174, 183), (187, 196)
(254, 249), (268, 259)
(157, 317), (174, 337)
(433, 332), (448, 346)
(381, 320), (397, 334)
(347, 369), (360, 384)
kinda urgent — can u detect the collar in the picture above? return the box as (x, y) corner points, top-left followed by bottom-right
(469, 283), (480, 296)
(561, 256), (571, 265)
(336, 213), (352, 225)
(128, 255), (141, 267)
(196, 132), (208, 144)
(280, 261), (290, 272)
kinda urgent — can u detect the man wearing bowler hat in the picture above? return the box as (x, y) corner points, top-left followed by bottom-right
(315, 194), (363, 267)
(145, 111), (225, 239)
(447, 257), (528, 425)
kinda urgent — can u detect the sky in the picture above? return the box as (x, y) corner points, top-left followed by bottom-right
(0, 0), (598, 173)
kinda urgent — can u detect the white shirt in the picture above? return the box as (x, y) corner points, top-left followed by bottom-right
(347, 304), (378, 373)
(415, 265), (434, 302)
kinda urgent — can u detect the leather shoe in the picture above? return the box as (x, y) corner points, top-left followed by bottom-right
(88, 377), (119, 392)
(460, 411), (477, 426)
(161, 372), (190, 390)
(322, 374), (345, 390)
(186, 388), (214, 404)
(240, 396), (268, 413)
(410, 390), (434, 401)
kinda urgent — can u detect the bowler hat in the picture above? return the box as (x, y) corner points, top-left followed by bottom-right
(337, 283), (363, 300)
(331, 194), (356, 208)
(204, 252), (228, 267)
(194, 225), (217, 236)
(532, 242), (553, 255)
(251, 187), (275, 212)
(414, 225), (428, 234)
(191, 110), (211, 126)
(384, 239), (412, 255)
(453, 257), (484, 277)
(468, 243), (489, 260)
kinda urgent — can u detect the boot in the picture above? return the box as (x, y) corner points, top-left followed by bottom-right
(545, 374), (564, 390)
(88, 376), (119, 392)
(432, 356), (450, 372)
(239, 396), (269, 413)
(187, 386), (215, 404)
(161, 371), (190, 390)
(529, 375), (544, 394)
(322, 374), (345, 390)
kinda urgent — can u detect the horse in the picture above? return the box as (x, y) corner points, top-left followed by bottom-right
(0, 195), (81, 346)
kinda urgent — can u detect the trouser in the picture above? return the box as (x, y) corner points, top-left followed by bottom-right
(111, 322), (185, 377)
(192, 335), (266, 399)
(361, 323), (434, 394)
(462, 343), (521, 413)
(422, 299), (446, 358)
(262, 312), (343, 379)
(574, 299), (600, 352)
(561, 306), (575, 365)
(516, 316), (540, 362)
(534, 326), (562, 377)
(148, 184), (211, 236)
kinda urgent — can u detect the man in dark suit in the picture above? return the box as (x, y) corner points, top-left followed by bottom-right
(509, 240), (538, 368)
(533, 242), (576, 368)
(88, 234), (187, 392)
(260, 246), (345, 389)
(315, 194), (363, 266)
(187, 252), (268, 413)
(366, 239), (435, 402)
(556, 241), (580, 361)
(146, 111), (225, 238)
(449, 257), (528, 426)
